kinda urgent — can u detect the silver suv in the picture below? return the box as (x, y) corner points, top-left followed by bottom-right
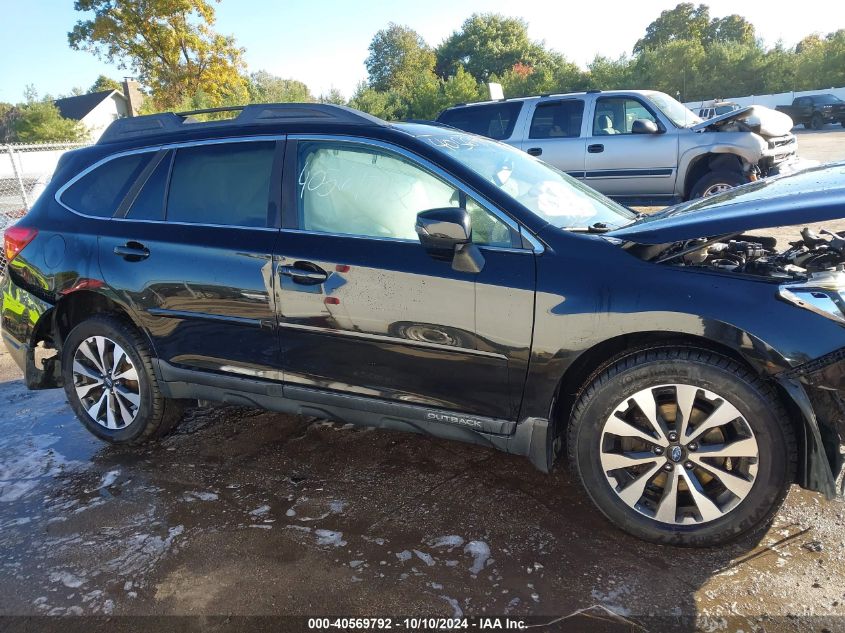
(437, 90), (805, 205)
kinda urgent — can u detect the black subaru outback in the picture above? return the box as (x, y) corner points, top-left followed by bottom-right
(3, 103), (845, 546)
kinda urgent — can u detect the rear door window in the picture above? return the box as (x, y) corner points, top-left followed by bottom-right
(437, 102), (523, 140)
(529, 100), (585, 138)
(166, 141), (276, 227)
(61, 152), (153, 217)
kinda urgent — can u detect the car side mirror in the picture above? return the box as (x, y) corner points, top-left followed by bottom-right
(632, 119), (660, 134)
(415, 207), (485, 273)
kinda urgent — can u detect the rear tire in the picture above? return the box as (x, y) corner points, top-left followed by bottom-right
(567, 348), (796, 546)
(62, 314), (183, 444)
(690, 169), (746, 199)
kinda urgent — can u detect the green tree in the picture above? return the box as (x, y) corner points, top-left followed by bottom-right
(348, 81), (404, 120)
(12, 101), (88, 143)
(587, 55), (636, 90)
(247, 71), (314, 103)
(0, 103), (19, 143)
(90, 75), (123, 93)
(436, 13), (550, 81)
(704, 14), (755, 46)
(634, 38), (707, 101)
(634, 3), (711, 53)
(365, 24), (436, 94)
(318, 88), (347, 105)
(68, 0), (247, 110)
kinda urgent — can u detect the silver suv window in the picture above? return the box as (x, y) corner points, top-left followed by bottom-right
(529, 100), (584, 139)
(437, 102), (523, 140)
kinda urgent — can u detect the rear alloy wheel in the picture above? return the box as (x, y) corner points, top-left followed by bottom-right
(690, 169), (747, 199)
(72, 335), (141, 429)
(568, 348), (796, 546)
(62, 314), (183, 444)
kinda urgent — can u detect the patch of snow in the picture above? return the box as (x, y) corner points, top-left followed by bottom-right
(315, 529), (347, 547)
(440, 595), (464, 618)
(590, 585), (632, 617)
(49, 571), (84, 588)
(184, 491), (219, 502)
(396, 550), (413, 562)
(464, 540), (491, 575)
(250, 504), (271, 516)
(413, 550), (435, 566)
(430, 535), (464, 550)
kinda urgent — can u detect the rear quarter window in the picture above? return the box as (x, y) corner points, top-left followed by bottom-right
(60, 152), (153, 217)
(437, 102), (523, 140)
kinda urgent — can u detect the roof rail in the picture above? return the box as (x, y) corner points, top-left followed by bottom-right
(97, 103), (386, 144)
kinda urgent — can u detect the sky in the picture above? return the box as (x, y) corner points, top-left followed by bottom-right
(1, 0), (843, 104)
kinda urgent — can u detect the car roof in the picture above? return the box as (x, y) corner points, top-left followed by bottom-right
(97, 103), (389, 146)
(440, 90), (664, 111)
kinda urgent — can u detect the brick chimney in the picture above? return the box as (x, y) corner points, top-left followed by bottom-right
(122, 78), (144, 117)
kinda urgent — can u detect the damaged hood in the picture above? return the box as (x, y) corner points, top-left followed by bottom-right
(606, 162), (845, 245)
(689, 104), (794, 138)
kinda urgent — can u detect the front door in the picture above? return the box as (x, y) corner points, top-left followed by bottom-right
(584, 96), (679, 199)
(98, 139), (284, 381)
(275, 138), (535, 420)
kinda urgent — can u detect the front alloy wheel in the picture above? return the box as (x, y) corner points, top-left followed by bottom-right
(600, 384), (758, 525)
(568, 348), (796, 546)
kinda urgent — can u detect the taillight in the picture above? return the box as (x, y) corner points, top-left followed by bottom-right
(4, 226), (38, 263)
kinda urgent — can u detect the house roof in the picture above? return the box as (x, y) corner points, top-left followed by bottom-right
(54, 90), (125, 120)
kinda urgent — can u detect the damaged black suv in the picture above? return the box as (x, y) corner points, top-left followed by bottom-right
(3, 103), (845, 546)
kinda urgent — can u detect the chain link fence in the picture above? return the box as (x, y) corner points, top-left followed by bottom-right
(1, 142), (89, 277)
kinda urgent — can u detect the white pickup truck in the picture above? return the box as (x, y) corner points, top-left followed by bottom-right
(437, 89), (806, 205)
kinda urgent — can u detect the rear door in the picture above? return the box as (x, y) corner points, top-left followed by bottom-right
(95, 138), (285, 382)
(275, 136), (535, 421)
(519, 98), (586, 177)
(583, 95), (679, 199)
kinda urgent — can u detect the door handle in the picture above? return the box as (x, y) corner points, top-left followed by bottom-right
(279, 263), (328, 285)
(527, 147), (543, 156)
(113, 242), (149, 260)
(587, 144), (604, 153)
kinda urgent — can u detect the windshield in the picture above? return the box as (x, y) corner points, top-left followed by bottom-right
(645, 92), (702, 128)
(816, 94), (843, 104)
(415, 130), (635, 230)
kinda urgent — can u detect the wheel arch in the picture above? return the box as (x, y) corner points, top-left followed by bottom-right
(682, 152), (745, 200)
(546, 330), (807, 482)
(51, 289), (143, 349)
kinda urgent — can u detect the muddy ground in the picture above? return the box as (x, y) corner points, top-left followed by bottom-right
(1, 126), (845, 633)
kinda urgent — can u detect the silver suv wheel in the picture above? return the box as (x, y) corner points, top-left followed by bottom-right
(599, 383), (759, 525)
(72, 335), (141, 429)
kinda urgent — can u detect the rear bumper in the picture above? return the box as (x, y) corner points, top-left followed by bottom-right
(1, 275), (58, 388)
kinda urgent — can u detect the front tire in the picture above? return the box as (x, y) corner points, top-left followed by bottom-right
(62, 314), (182, 444)
(567, 348), (796, 546)
(811, 114), (824, 130)
(690, 169), (746, 199)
